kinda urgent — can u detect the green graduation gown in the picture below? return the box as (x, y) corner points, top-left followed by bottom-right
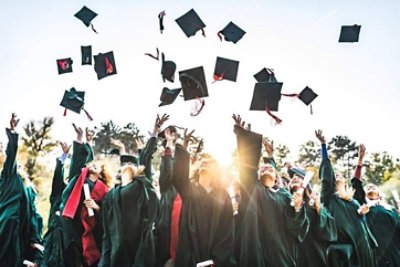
(0, 129), (43, 267)
(43, 158), (67, 267)
(319, 156), (377, 267)
(173, 144), (236, 267)
(352, 177), (400, 267)
(100, 176), (159, 267)
(234, 126), (309, 267)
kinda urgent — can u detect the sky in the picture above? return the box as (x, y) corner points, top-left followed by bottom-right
(1, 0), (399, 165)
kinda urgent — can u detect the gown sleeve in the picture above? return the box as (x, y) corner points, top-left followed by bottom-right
(172, 144), (191, 200)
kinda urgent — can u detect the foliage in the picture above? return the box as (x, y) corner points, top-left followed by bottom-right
(327, 135), (358, 178)
(364, 152), (398, 185)
(297, 140), (319, 166)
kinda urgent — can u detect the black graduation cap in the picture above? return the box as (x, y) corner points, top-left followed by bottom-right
(161, 53), (176, 83)
(94, 51), (117, 80)
(253, 68), (277, 83)
(175, 9), (206, 38)
(213, 57), (239, 82)
(120, 155), (139, 166)
(159, 87), (181, 107)
(339, 25), (361, 42)
(74, 6), (97, 27)
(56, 58), (73, 74)
(250, 82), (283, 112)
(59, 88), (93, 120)
(218, 22), (246, 44)
(81, 46), (92, 65)
(298, 86), (318, 106)
(179, 66), (209, 101)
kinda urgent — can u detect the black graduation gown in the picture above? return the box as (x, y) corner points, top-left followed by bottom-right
(155, 153), (179, 267)
(173, 145), (236, 267)
(234, 126), (309, 267)
(352, 178), (400, 267)
(319, 158), (377, 267)
(60, 141), (104, 267)
(100, 176), (159, 267)
(43, 158), (67, 267)
(296, 205), (337, 267)
(0, 129), (43, 267)
(139, 136), (158, 183)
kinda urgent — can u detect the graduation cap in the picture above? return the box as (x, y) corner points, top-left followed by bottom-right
(288, 167), (306, 178)
(161, 53), (176, 83)
(74, 6), (98, 33)
(282, 86), (318, 114)
(250, 82), (283, 123)
(59, 88), (93, 120)
(218, 22), (246, 44)
(56, 58), (73, 74)
(120, 155), (139, 166)
(81, 46), (92, 65)
(253, 68), (277, 83)
(175, 9), (206, 38)
(179, 66), (208, 116)
(159, 87), (181, 107)
(213, 57), (239, 82)
(339, 25), (361, 43)
(94, 51), (117, 80)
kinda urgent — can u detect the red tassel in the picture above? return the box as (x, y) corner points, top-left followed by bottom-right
(144, 48), (160, 60)
(58, 60), (69, 70)
(281, 93), (299, 98)
(91, 24), (98, 34)
(63, 108), (67, 116)
(212, 73), (224, 83)
(190, 97), (205, 116)
(217, 31), (223, 41)
(105, 57), (113, 74)
(83, 108), (93, 121)
(265, 108), (282, 124)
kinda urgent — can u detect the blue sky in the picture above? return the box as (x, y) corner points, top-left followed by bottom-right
(1, 0), (399, 164)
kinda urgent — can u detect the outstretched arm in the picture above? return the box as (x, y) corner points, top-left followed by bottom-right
(233, 114), (262, 195)
(262, 138), (276, 168)
(1, 113), (20, 181)
(68, 124), (90, 180)
(316, 130), (336, 205)
(172, 144), (191, 200)
(49, 142), (70, 206)
(159, 128), (175, 193)
(351, 144), (367, 205)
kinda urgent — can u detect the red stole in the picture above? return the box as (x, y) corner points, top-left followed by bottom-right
(62, 167), (108, 265)
(170, 193), (182, 260)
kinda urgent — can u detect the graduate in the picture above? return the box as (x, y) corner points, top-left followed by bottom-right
(315, 130), (377, 267)
(60, 124), (111, 267)
(43, 142), (70, 267)
(100, 115), (165, 267)
(288, 169), (337, 267)
(154, 125), (181, 267)
(233, 114), (309, 267)
(0, 114), (43, 267)
(172, 127), (236, 267)
(351, 144), (400, 267)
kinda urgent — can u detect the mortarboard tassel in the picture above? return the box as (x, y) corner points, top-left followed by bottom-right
(91, 24), (98, 34)
(82, 108), (93, 121)
(281, 93), (299, 98)
(158, 11), (166, 33)
(217, 31), (223, 41)
(212, 72), (224, 83)
(190, 22), (206, 37)
(265, 107), (282, 124)
(144, 48), (160, 60)
(63, 108), (67, 116)
(105, 57), (113, 74)
(190, 97), (205, 116)
(310, 104), (313, 115)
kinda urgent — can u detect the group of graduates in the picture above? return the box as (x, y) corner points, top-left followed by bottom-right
(0, 112), (399, 267)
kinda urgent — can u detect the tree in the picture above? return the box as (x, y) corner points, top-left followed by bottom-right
(20, 117), (57, 181)
(297, 140), (320, 166)
(328, 135), (358, 178)
(275, 144), (290, 169)
(364, 151), (397, 185)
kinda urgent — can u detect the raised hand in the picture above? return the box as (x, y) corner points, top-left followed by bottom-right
(60, 142), (71, 155)
(155, 113), (170, 128)
(315, 129), (326, 144)
(358, 144), (366, 162)
(110, 138), (126, 155)
(134, 137), (145, 151)
(183, 128), (195, 150)
(85, 127), (95, 143)
(72, 123), (84, 143)
(262, 138), (274, 157)
(232, 114), (246, 128)
(9, 113), (19, 131)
